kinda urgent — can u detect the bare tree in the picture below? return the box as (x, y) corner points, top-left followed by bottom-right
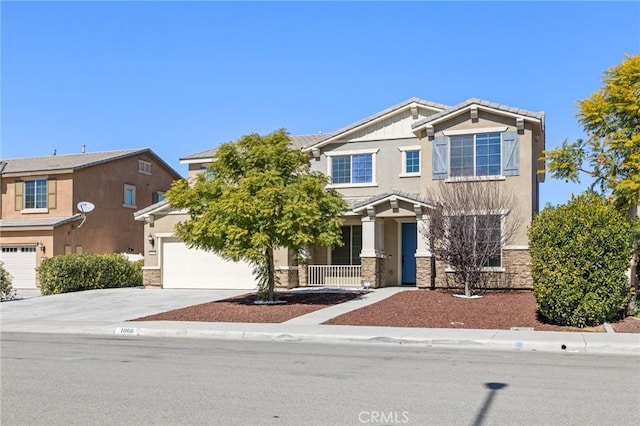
(424, 181), (520, 297)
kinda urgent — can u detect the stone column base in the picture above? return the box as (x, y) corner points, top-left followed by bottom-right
(275, 267), (299, 289)
(142, 268), (161, 288)
(416, 256), (434, 289)
(361, 257), (385, 288)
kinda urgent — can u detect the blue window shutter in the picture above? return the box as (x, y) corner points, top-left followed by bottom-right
(432, 136), (448, 180)
(502, 131), (519, 176)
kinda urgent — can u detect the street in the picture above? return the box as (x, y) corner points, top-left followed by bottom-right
(1, 333), (639, 426)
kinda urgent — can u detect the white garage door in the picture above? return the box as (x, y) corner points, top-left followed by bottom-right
(0, 247), (37, 289)
(162, 240), (257, 290)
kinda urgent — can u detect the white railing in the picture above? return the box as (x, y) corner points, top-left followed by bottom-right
(307, 265), (362, 287)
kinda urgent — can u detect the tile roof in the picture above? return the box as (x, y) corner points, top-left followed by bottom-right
(0, 215), (83, 229)
(412, 98), (545, 129)
(351, 190), (436, 211)
(0, 149), (169, 175)
(134, 199), (170, 218)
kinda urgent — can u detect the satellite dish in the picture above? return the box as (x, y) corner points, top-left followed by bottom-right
(77, 201), (95, 213)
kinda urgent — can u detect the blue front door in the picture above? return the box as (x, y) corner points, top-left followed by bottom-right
(401, 222), (417, 284)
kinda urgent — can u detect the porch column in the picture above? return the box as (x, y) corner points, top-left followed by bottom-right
(414, 205), (434, 289)
(298, 247), (310, 287)
(361, 207), (385, 288)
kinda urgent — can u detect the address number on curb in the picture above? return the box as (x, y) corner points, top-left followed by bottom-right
(114, 327), (142, 336)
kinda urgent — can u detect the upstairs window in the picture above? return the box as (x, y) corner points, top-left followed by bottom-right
(327, 149), (378, 186)
(432, 131), (519, 180)
(450, 133), (501, 177)
(123, 184), (136, 208)
(138, 160), (152, 175)
(399, 146), (421, 177)
(24, 179), (48, 209)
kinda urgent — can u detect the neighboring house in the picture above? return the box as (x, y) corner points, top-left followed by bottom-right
(0, 149), (181, 289)
(136, 97), (545, 290)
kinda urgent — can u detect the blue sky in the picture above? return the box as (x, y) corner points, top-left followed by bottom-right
(2, 1), (638, 207)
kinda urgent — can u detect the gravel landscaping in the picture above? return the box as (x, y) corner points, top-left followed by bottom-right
(132, 288), (640, 333)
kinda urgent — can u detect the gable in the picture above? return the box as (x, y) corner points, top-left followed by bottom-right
(337, 106), (438, 143)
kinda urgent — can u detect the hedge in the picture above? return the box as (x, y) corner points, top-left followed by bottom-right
(528, 192), (633, 327)
(38, 253), (143, 295)
(1, 261), (16, 301)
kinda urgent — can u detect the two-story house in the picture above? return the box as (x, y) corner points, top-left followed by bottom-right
(0, 148), (181, 289)
(135, 97), (545, 291)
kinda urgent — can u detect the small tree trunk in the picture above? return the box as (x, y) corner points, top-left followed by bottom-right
(266, 246), (275, 301)
(465, 272), (471, 297)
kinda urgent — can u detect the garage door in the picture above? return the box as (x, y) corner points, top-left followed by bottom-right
(0, 247), (37, 289)
(162, 240), (257, 289)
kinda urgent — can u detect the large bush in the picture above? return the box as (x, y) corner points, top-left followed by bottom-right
(38, 253), (142, 295)
(1, 261), (16, 301)
(529, 193), (633, 327)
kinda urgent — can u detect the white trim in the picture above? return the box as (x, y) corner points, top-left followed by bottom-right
(138, 160), (152, 175)
(124, 184), (136, 208)
(413, 104), (541, 132)
(352, 194), (434, 213)
(325, 148), (379, 157)
(503, 245), (529, 250)
(155, 232), (175, 238)
(398, 145), (421, 152)
(442, 126), (508, 136)
(21, 208), (49, 214)
(445, 175), (506, 183)
(399, 172), (421, 178)
(275, 266), (299, 271)
(142, 266), (161, 270)
(180, 157), (215, 164)
(445, 266), (506, 273)
(328, 182), (379, 189)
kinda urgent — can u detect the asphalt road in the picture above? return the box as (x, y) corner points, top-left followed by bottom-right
(2, 333), (639, 426)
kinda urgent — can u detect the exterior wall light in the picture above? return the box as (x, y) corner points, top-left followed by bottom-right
(147, 233), (155, 247)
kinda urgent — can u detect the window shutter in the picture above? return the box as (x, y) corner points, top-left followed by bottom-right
(502, 131), (519, 176)
(14, 181), (23, 211)
(432, 136), (448, 180)
(48, 179), (57, 209)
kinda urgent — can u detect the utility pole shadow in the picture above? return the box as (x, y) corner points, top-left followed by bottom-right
(471, 382), (508, 426)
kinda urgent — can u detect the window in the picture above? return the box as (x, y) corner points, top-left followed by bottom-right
(138, 160), (152, 174)
(124, 184), (136, 207)
(399, 146), (421, 176)
(331, 225), (362, 265)
(450, 133), (501, 177)
(24, 179), (47, 209)
(327, 149), (378, 186)
(449, 214), (502, 267)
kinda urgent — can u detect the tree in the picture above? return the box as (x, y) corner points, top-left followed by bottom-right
(425, 181), (520, 297)
(1, 261), (16, 302)
(546, 54), (640, 210)
(528, 192), (633, 327)
(165, 129), (348, 301)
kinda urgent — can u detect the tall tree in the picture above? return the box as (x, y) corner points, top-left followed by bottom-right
(425, 181), (520, 297)
(166, 129), (347, 301)
(546, 54), (640, 209)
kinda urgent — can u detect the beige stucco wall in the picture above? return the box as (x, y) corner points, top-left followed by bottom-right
(1, 153), (180, 260)
(418, 109), (543, 246)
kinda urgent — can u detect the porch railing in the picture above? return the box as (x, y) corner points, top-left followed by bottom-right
(307, 265), (362, 287)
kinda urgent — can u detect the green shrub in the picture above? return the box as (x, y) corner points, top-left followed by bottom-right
(0, 261), (16, 301)
(529, 192), (633, 327)
(38, 253), (143, 295)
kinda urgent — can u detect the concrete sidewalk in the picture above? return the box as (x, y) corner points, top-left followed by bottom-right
(1, 287), (639, 356)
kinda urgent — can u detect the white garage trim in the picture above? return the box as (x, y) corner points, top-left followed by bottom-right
(0, 246), (37, 289)
(161, 238), (257, 290)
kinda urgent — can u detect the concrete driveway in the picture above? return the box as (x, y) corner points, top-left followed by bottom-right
(0, 287), (248, 334)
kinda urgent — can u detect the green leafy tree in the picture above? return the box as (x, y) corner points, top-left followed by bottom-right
(166, 129), (348, 301)
(546, 54), (640, 209)
(0, 261), (16, 302)
(529, 193), (633, 327)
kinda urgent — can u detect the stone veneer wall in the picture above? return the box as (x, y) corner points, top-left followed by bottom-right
(275, 268), (299, 289)
(143, 268), (161, 288)
(298, 265), (308, 287)
(416, 257), (434, 289)
(432, 250), (533, 290)
(361, 257), (385, 288)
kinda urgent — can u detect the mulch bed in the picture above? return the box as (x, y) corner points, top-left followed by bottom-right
(132, 291), (367, 324)
(131, 288), (640, 333)
(324, 290), (640, 333)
